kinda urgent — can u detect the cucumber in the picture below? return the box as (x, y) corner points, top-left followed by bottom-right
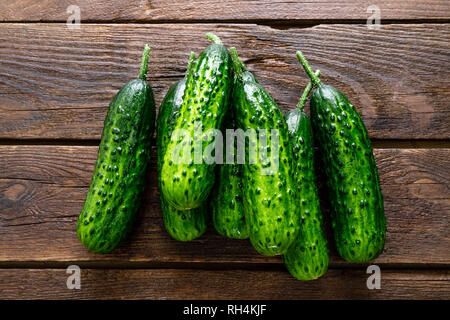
(297, 51), (386, 262)
(77, 45), (155, 253)
(210, 114), (248, 239)
(283, 70), (329, 280)
(160, 193), (208, 241)
(156, 55), (208, 241)
(230, 48), (300, 256)
(160, 33), (233, 210)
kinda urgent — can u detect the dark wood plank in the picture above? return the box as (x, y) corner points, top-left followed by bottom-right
(0, 24), (449, 139)
(0, 146), (448, 265)
(0, 268), (448, 299)
(1, 1), (449, 22)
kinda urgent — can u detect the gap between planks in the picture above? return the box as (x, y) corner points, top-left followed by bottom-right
(1, 19), (450, 26)
(0, 261), (449, 271)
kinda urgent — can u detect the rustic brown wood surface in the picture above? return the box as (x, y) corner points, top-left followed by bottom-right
(0, 24), (449, 140)
(1, 269), (448, 300)
(0, 146), (449, 266)
(1, 1), (449, 22)
(0, 1), (449, 300)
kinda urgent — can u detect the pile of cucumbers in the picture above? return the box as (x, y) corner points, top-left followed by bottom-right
(76, 33), (386, 281)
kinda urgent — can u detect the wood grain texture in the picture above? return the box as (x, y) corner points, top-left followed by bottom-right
(1, 23), (449, 140)
(0, 146), (448, 265)
(1, 0), (449, 22)
(0, 268), (448, 300)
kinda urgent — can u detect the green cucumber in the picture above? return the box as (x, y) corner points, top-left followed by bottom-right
(297, 51), (386, 262)
(160, 33), (233, 210)
(156, 54), (208, 241)
(210, 114), (248, 239)
(230, 48), (300, 256)
(283, 70), (329, 280)
(159, 195), (208, 241)
(77, 45), (156, 253)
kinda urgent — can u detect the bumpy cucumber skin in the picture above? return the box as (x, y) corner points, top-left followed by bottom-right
(157, 79), (207, 241)
(161, 44), (233, 210)
(210, 117), (248, 239)
(282, 109), (329, 280)
(160, 195), (208, 241)
(310, 84), (386, 262)
(77, 79), (155, 253)
(211, 164), (248, 239)
(233, 71), (300, 256)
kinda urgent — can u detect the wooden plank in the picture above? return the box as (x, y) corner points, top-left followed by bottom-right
(0, 146), (448, 265)
(0, 268), (448, 299)
(1, 1), (449, 22)
(0, 23), (449, 140)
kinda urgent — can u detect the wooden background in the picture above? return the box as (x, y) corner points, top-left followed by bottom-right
(0, 0), (449, 300)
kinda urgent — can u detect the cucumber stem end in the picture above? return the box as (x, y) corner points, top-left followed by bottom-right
(230, 47), (246, 81)
(206, 33), (223, 44)
(296, 51), (321, 87)
(297, 70), (320, 110)
(138, 44), (151, 80)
